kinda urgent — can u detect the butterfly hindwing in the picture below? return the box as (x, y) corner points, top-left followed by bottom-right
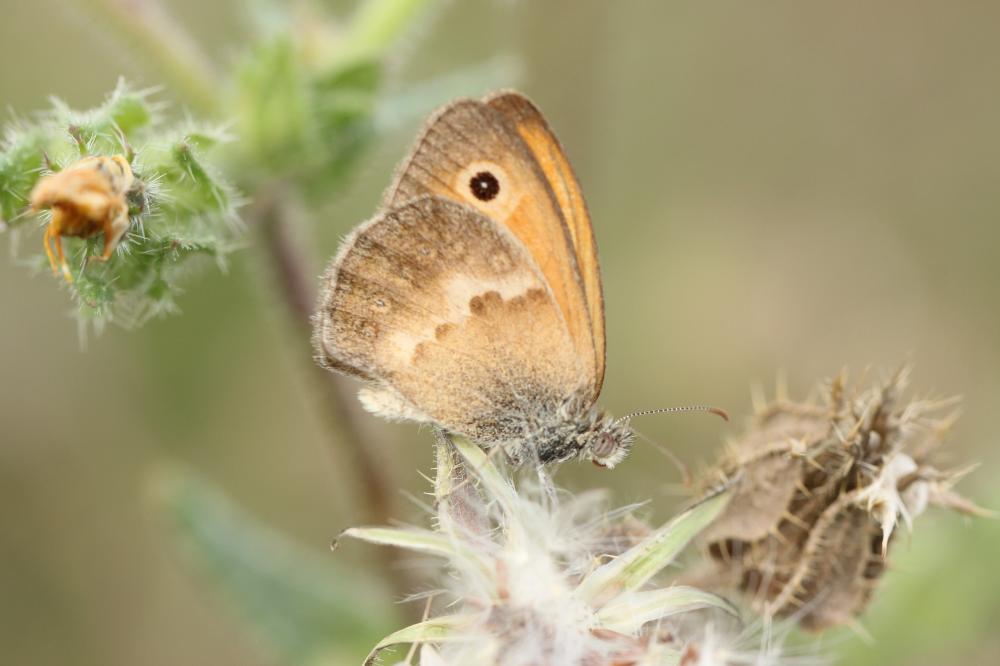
(313, 196), (588, 443)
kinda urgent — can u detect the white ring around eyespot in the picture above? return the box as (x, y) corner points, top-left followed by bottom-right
(454, 161), (517, 221)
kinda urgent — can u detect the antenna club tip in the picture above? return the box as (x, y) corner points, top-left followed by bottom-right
(710, 406), (731, 422)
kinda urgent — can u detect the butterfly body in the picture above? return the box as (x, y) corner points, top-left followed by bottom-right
(313, 91), (633, 467)
(498, 396), (631, 467)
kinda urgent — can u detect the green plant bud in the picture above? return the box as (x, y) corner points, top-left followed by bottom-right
(0, 82), (242, 331)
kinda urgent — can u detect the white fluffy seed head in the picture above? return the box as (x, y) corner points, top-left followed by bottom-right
(362, 438), (783, 666)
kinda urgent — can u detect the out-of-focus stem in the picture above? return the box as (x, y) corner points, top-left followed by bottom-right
(84, 0), (220, 113)
(333, 0), (439, 67)
(251, 184), (397, 520)
(249, 184), (409, 597)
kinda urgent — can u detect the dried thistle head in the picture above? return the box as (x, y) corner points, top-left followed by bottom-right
(697, 368), (988, 631)
(341, 434), (786, 666)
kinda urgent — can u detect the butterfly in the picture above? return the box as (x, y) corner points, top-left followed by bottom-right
(312, 91), (721, 467)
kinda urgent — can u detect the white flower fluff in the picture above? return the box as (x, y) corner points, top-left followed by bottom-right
(344, 435), (790, 666)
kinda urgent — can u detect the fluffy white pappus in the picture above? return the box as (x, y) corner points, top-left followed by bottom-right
(675, 615), (833, 666)
(356, 436), (779, 666)
(856, 453), (929, 556)
(431, 476), (615, 665)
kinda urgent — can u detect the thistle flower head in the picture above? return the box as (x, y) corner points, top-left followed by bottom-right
(342, 434), (796, 666)
(697, 368), (988, 631)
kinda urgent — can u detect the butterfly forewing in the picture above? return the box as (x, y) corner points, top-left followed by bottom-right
(384, 94), (605, 400)
(486, 92), (606, 392)
(314, 196), (589, 443)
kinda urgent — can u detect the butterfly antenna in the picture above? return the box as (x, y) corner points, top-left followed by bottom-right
(615, 404), (730, 425)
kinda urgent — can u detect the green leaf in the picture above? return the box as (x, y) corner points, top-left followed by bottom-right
(101, 79), (155, 135)
(233, 35), (310, 171)
(434, 433), (464, 503)
(341, 525), (459, 559)
(596, 586), (739, 634)
(0, 125), (47, 224)
(433, 433), (490, 540)
(365, 614), (476, 666)
(151, 465), (397, 666)
(450, 437), (518, 514)
(341, 525), (492, 578)
(577, 490), (731, 605)
(308, 58), (381, 185)
(50, 79), (157, 152)
(231, 33), (382, 188)
(169, 139), (233, 212)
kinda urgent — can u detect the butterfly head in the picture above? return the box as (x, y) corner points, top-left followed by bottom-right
(526, 401), (633, 468)
(582, 413), (635, 469)
(575, 404), (729, 469)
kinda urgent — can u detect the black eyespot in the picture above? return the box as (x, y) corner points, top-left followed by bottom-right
(469, 171), (500, 202)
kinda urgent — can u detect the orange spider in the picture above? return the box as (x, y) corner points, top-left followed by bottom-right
(29, 154), (135, 283)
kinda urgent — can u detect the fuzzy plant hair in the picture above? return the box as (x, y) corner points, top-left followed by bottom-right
(342, 432), (797, 666)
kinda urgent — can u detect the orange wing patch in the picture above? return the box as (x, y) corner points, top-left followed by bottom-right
(487, 92), (606, 393)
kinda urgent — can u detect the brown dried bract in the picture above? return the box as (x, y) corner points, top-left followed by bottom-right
(697, 368), (986, 631)
(29, 154), (135, 283)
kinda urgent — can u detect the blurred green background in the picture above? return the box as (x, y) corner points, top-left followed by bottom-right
(2, 1), (998, 664)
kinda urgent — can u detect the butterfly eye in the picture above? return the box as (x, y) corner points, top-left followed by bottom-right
(469, 171), (500, 202)
(591, 432), (618, 459)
